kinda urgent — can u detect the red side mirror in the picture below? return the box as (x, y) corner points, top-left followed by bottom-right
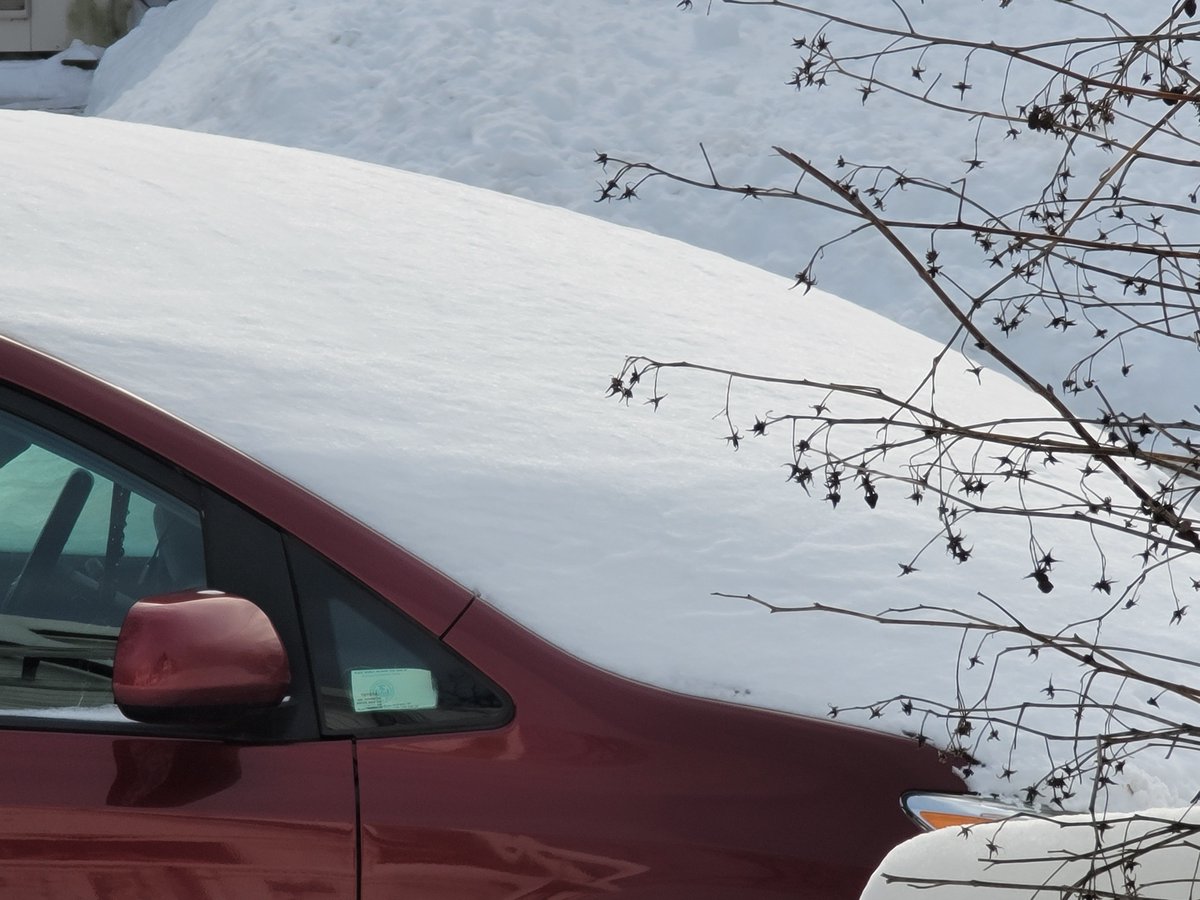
(114, 590), (291, 722)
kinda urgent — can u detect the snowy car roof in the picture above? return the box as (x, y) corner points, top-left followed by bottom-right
(3, 111), (1193, 805)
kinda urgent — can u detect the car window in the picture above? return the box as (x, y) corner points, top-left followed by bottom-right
(286, 537), (510, 736)
(0, 409), (206, 719)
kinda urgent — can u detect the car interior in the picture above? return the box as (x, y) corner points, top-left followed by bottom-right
(0, 419), (205, 713)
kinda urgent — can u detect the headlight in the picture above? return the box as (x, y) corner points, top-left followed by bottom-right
(902, 791), (1030, 831)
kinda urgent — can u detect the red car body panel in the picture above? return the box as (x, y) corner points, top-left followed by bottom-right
(357, 599), (962, 900)
(0, 334), (965, 897)
(0, 731), (356, 899)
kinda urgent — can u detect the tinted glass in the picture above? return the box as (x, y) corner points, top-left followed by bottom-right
(287, 539), (510, 735)
(0, 410), (206, 718)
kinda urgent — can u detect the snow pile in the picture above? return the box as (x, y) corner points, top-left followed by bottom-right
(86, 0), (807, 278)
(862, 808), (1200, 900)
(80, 1), (1107, 328)
(0, 42), (97, 111)
(86, 0), (1199, 420)
(2, 111), (1199, 807)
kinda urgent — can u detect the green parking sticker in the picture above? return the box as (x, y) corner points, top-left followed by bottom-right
(350, 668), (438, 712)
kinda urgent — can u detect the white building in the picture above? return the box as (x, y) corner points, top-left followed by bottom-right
(0, 0), (167, 55)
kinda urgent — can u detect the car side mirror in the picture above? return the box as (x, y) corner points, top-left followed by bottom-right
(114, 590), (291, 723)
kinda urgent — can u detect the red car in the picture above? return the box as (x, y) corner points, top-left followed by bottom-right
(0, 332), (966, 898)
(0, 108), (1007, 898)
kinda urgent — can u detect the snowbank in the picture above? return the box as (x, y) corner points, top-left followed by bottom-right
(0, 42), (98, 111)
(86, 0), (1200, 419)
(81, 0), (1107, 329)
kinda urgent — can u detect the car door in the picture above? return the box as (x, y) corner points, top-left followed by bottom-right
(0, 389), (357, 900)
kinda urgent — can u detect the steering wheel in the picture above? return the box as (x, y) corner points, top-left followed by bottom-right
(3, 468), (95, 616)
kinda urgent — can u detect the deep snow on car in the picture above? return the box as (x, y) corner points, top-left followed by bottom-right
(3, 110), (1126, 897)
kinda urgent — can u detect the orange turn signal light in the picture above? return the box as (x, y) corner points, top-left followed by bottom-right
(917, 811), (1001, 831)
(902, 792), (1025, 832)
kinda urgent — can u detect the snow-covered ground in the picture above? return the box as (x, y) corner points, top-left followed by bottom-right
(0, 42), (97, 112)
